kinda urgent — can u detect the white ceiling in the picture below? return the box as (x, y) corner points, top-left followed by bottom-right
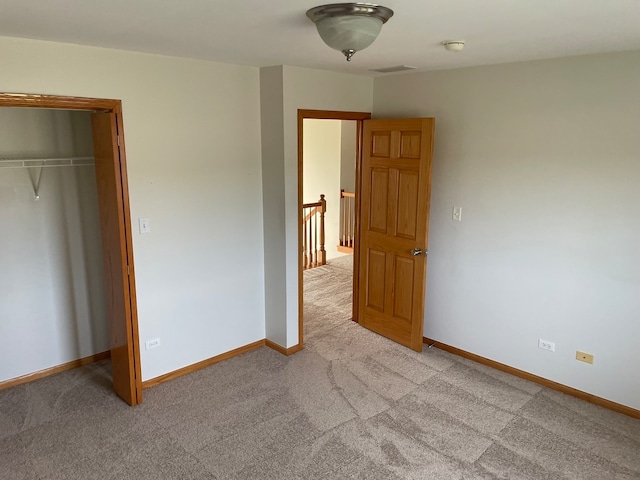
(1, 0), (639, 76)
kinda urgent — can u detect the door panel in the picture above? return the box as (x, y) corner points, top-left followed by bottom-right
(369, 169), (389, 233)
(396, 170), (419, 239)
(393, 256), (415, 321)
(358, 118), (435, 352)
(400, 131), (422, 158)
(366, 249), (386, 312)
(91, 113), (140, 405)
(372, 131), (391, 157)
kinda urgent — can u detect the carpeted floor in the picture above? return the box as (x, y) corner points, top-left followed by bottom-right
(1, 255), (639, 479)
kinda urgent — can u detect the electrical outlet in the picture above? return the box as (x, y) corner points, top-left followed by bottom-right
(576, 351), (594, 364)
(145, 338), (161, 350)
(538, 338), (555, 352)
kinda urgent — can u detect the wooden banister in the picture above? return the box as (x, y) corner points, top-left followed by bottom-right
(302, 194), (326, 269)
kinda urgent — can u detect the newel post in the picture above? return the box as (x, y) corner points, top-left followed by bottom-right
(319, 194), (326, 266)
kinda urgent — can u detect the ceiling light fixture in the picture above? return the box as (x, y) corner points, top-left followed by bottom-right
(443, 40), (465, 52)
(306, 3), (394, 61)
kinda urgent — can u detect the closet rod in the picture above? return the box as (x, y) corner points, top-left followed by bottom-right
(0, 156), (95, 169)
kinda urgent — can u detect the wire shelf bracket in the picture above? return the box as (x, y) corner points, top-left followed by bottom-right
(0, 156), (95, 200)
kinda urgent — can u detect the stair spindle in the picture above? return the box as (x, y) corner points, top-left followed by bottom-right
(309, 208), (313, 267)
(318, 194), (326, 266)
(303, 207), (308, 269)
(349, 196), (353, 248)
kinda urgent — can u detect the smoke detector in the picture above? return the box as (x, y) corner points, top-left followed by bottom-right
(443, 40), (465, 52)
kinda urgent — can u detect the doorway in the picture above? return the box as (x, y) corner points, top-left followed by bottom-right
(0, 93), (142, 406)
(299, 112), (435, 352)
(297, 109), (371, 347)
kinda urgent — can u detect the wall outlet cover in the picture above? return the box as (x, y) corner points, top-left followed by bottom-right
(538, 338), (555, 352)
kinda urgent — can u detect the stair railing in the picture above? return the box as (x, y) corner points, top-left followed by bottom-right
(338, 189), (355, 254)
(302, 194), (326, 269)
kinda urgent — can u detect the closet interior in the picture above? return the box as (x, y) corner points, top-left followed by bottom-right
(0, 107), (110, 385)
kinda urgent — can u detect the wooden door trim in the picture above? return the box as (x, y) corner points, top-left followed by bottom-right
(297, 109), (371, 348)
(0, 93), (122, 112)
(0, 92), (142, 405)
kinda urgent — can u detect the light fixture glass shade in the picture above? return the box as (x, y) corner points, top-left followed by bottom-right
(307, 3), (394, 61)
(315, 15), (383, 54)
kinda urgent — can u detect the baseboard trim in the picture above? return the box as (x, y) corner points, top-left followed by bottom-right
(424, 337), (640, 419)
(265, 339), (304, 356)
(0, 350), (111, 391)
(142, 339), (266, 389)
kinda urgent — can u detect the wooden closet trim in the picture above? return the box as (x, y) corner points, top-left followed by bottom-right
(0, 93), (121, 112)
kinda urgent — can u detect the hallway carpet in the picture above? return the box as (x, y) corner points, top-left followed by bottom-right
(1, 256), (639, 479)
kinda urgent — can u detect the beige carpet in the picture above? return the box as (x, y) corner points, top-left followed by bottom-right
(1, 255), (639, 479)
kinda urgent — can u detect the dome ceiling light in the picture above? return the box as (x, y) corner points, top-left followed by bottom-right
(443, 40), (465, 52)
(306, 3), (394, 62)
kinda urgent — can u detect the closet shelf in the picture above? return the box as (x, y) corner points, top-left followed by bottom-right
(0, 156), (94, 169)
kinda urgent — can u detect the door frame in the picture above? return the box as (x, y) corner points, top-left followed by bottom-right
(0, 92), (142, 405)
(297, 109), (371, 347)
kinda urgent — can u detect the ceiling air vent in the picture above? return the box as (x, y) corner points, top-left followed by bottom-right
(370, 65), (417, 73)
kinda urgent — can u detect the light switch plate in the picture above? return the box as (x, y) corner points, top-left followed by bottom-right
(452, 206), (462, 221)
(139, 217), (151, 234)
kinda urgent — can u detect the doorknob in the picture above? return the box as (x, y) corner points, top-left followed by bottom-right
(411, 248), (423, 256)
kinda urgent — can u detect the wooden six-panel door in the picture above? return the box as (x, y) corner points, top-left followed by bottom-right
(358, 118), (435, 351)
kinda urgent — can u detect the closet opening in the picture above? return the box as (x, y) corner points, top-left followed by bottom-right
(0, 93), (142, 406)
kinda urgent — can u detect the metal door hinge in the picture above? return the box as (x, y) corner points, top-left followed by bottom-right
(117, 135), (121, 146)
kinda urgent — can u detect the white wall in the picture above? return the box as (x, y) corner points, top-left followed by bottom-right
(339, 120), (357, 255)
(303, 119), (343, 260)
(260, 66), (287, 347)
(340, 120), (357, 193)
(373, 51), (640, 410)
(0, 108), (108, 381)
(0, 36), (265, 382)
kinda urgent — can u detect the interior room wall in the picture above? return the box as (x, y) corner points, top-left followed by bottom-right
(260, 66), (287, 347)
(302, 119), (343, 260)
(0, 108), (108, 381)
(372, 50), (640, 410)
(339, 120), (357, 193)
(0, 36), (265, 382)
